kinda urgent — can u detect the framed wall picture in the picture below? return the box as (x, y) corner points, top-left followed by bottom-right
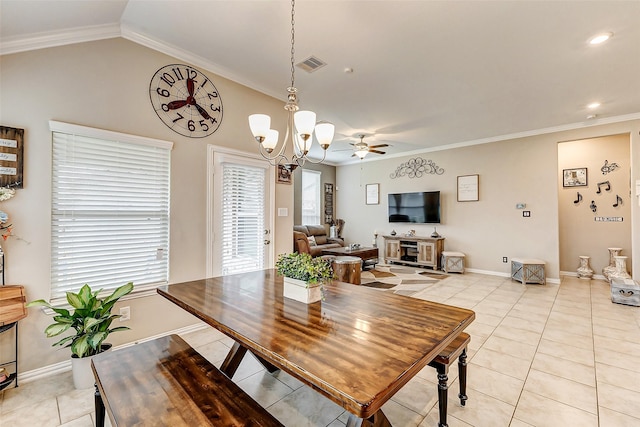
(0, 126), (24, 188)
(277, 164), (292, 184)
(457, 174), (479, 202)
(366, 183), (379, 205)
(563, 167), (587, 187)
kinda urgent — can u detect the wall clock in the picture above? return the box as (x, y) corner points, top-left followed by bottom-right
(149, 64), (223, 138)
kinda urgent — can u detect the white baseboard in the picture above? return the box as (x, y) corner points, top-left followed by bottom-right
(465, 268), (560, 285)
(18, 322), (209, 384)
(560, 271), (607, 281)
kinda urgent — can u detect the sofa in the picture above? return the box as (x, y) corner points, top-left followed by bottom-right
(293, 225), (345, 257)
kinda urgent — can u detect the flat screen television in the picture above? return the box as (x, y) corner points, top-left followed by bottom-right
(388, 191), (441, 224)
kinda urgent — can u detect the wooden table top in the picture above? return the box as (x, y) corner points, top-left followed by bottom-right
(158, 269), (475, 419)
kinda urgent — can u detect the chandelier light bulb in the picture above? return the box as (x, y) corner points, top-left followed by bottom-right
(294, 110), (317, 136)
(314, 122), (335, 149)
(355, 149), (368, 159)
(248, 114), (271, 141)
(263, 129), (279, 152)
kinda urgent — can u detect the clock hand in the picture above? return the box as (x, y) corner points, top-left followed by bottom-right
(166, 100), (188, 110)
(187, 78), (195, 97)
(195, 103), (212, 120)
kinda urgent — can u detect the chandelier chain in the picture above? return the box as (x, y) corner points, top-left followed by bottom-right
(290, 0), (296, 89)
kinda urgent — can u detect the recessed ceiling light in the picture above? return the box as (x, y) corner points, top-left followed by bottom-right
(587, 102), (601, 109)
(589, 32), (613, 45)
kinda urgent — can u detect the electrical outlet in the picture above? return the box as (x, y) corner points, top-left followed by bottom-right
(503, 257), (508, 263)
(119, 306), (131, 322)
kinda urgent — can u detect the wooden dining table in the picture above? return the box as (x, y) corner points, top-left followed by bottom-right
(157, 269), (475, 427)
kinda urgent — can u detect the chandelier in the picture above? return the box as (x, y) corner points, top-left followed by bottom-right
(248, 0), (334, 171)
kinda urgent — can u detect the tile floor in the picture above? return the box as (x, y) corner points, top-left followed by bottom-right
(1, 273), (640, 426)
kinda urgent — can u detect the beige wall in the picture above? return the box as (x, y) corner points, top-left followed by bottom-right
(336, 121), (640, 281)
(558, 134), (631, 275)
(0, 38), (289, 372)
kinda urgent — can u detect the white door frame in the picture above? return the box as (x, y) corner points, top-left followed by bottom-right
(206, 145), (275, 278)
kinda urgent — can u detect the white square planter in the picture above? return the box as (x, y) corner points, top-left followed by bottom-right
(283, 277), (322, 304)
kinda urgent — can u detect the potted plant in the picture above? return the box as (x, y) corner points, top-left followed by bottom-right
(27, 282), (134, 389)
(275, 253), (333, 303)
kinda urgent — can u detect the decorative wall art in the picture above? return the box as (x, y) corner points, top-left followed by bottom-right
(613, 195), (623, 208)
(457, 174), (479, 202)
(324, 183), (334, 224)
(601, 160), (619, 175)
(277, 164), (292, 184)
(563, 168), (587, 187)
(596, 181), (611, 194)
(0, 126), (24, 189)
(590, 200), (597, 213)
(365, 183), (379, 205)
(574, 192), (582, 204)
(389, 157), (444, 179)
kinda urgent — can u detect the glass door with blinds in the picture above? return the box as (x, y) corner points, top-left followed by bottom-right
(211, 151), (272, 276)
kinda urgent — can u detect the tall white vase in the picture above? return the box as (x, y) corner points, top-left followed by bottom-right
(603, 248), (622, 281)
(608, 256), (631, 282)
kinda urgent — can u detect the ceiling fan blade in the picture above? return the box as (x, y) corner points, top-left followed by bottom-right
(369, 150), (386, 155)
(368, 144), (389, 149)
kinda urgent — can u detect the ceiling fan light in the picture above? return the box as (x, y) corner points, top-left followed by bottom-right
(314, 121), (335, 149)
(355, 149), (368, 159)
(263, 129), (279, 152)
(249, 114), (271, 139)
(294, 110), (316, 136)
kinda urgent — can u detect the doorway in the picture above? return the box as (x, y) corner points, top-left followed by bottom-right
(558, 134), (631, 277)
(207, 147), (273, 277)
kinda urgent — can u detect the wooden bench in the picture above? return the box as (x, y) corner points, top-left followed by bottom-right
(428, 332), (471, 427)
(91, 334), (283, 427)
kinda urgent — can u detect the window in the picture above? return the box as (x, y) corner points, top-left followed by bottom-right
(50, 121), (172, 302)
(301, 170), (321, 225)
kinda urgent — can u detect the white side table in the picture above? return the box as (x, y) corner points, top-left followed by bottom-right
(511, 258), (545, 285)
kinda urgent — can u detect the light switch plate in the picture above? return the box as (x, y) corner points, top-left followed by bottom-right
(523, 211), (531, 217)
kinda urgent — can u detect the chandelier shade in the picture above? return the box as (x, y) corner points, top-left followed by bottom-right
(248, 0), (334, 170)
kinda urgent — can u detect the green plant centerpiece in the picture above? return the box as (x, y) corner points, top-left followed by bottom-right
(27, 282), (134, 358)
(275, 253), (333, 303)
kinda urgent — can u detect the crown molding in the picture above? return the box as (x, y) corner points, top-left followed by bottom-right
(0, 23), (121, 56)
(120, 24), (283, 101)
(340, 112), (640, 166)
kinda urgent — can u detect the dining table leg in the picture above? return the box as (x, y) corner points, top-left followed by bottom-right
(220, 341), (281, 377)
(220, 341), (247, 377)
(346, 410), (392, 427)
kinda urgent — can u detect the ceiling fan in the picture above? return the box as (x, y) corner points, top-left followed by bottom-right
(350, 134), (389, 159)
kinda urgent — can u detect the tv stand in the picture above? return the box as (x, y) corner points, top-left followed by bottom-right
(383, 235), (445, 270)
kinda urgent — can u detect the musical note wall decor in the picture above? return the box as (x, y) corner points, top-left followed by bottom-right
(613, 195), (623, 208)
(574, 192), (582, 204)
(589, 200), (597, 213)
(601, 160), (620, 175)
(596, 180), (611, 194)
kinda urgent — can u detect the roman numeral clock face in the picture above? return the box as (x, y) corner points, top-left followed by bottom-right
(149, 64), (223, 138)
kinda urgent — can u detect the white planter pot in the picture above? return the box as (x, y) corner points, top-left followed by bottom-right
(71, 343), (112, 389)
(283, 277), (322, 304)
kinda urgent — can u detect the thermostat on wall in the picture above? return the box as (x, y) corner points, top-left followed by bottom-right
(516, 203), (526, 209)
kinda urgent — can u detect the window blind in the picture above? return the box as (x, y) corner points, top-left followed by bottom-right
(301, 170), (321, 225)
(50, 123), (171, 301)
(221, 163), (265, 275)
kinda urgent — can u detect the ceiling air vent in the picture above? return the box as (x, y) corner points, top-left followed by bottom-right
(296, 56), (326, 73)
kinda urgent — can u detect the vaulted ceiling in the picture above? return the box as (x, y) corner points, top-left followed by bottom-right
(2, 0), (639, 164)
